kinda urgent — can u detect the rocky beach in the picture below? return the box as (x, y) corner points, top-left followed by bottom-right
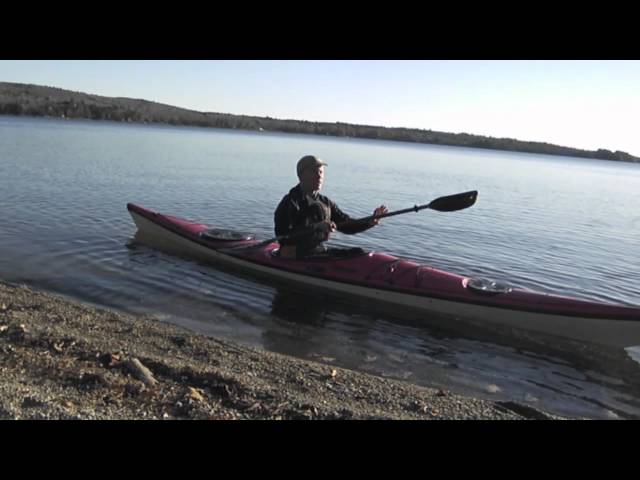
(0, 280), (568, 420)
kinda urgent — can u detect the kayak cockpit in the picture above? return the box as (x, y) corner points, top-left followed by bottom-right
(200, 228), (256, 242)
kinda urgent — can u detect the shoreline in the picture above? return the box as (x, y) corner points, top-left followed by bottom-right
(4, 112), (639, 164)
(0, 280), (568, 420)
(1, 79), (638, 163)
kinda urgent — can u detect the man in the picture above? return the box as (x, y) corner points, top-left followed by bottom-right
(274, 155), (388, 259)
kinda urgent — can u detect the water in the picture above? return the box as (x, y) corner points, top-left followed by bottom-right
(2, 115), (640, 419)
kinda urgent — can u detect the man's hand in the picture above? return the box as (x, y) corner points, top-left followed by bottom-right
(313, 220), (337, 240)
(369, 205), (389, 226)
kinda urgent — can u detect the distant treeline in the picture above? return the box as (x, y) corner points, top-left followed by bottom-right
(1, 81), (637, 163)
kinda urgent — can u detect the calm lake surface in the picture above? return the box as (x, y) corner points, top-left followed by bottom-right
(2, 115), (640, 419)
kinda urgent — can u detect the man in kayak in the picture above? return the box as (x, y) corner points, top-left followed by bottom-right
(274, 155), (388, 259)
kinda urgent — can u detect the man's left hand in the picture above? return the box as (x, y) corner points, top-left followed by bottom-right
(369, 205), (389, 226)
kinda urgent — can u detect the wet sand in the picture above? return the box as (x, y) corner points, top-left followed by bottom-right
(0, 280), (567, 420)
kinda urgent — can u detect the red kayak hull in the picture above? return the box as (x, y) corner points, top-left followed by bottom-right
(127, 203), (640, 348)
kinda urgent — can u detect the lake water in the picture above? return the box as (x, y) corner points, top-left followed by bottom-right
(2, 115), (640, 419)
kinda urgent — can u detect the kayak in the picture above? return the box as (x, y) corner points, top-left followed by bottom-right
(127, 203), (640, 349)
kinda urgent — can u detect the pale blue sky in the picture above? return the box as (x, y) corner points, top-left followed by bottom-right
(1, 60), (639, 155)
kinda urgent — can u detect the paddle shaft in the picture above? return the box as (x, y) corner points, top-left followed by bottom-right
(222, 190), (477, 251)
(347, 202), (433, 225)
(338, 189), (478, 226)
(233, 206), (423, 249)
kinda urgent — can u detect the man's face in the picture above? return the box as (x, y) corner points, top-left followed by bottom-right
(299, 165), (325, 193)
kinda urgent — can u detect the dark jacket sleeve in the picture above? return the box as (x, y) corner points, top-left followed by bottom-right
(330, 200), (373, 235)
(274, 195), (292, 238)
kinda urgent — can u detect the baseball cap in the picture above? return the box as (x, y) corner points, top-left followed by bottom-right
(296, 155), (327, 177)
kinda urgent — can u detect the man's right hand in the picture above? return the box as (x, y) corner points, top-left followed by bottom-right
(313, 220), (336, 241)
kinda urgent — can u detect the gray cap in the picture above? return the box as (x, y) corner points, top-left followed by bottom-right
(296, 155), (327, 177)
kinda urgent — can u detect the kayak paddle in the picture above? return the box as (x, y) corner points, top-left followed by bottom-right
(353, 189), (478, 223)
(222, 190), (478, 252)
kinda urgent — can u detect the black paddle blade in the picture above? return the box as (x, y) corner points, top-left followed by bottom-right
(428, 190), (478, 212)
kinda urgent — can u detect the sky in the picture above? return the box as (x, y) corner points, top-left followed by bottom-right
(1, 60), (639, 156)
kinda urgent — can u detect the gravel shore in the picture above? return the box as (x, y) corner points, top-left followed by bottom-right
(0, 280), (566, 420)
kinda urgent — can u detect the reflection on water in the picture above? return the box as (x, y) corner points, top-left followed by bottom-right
(271, 288), (329, 326)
